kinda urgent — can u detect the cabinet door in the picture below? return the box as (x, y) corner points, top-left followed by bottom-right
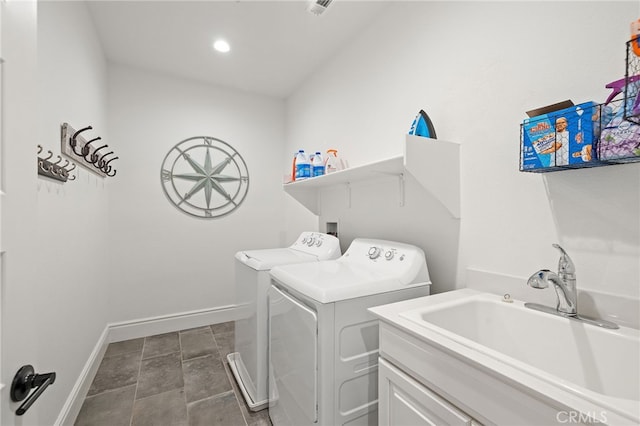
(378, 358), (476, 426)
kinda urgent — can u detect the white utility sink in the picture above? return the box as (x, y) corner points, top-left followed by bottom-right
(371, 288), (640, 424)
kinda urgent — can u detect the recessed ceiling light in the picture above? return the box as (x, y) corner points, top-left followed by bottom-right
(213, 39), (231, 53)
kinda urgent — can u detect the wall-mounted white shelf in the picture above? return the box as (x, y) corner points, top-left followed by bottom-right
(283, 156), (403, 213)
(284, 155), (403, 190)
(283, 135), (460, 218)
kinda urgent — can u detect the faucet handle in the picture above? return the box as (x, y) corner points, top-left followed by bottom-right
(552, 244), (575, 276)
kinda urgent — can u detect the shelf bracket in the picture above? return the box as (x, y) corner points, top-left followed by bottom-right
(399, 173), (405, 207)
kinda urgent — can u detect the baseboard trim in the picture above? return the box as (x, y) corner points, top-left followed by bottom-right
(55, 326), (109, 426)
(107, 304), (240, 343)
(55, 304), (241, 425)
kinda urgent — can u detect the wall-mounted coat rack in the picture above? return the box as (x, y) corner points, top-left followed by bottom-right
(60, 123), (118, 177)
(37, 145), (76, 182)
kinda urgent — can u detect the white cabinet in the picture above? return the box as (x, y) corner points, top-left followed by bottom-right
(378, 358), (476, 426)
(283, 135), (460, 218)
(376, 322), (580, 426)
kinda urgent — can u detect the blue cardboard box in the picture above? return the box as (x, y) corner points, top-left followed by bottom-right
(521, 101), (597, 170)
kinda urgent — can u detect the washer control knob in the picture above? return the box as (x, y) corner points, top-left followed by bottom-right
(307, 237), (315, 247)
(315, 240), (323, 247)
(368, 247), (381, 259)
(302, 237), (307, 244)
(385, 250), (394, 260)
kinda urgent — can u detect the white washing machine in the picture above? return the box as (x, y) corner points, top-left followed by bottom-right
(228, 232), (340, 411)
(268, 238), (431, 426)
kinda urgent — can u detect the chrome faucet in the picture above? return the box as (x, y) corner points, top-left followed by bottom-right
(525, 244), (618, 329)
(527, 244), (577, 315)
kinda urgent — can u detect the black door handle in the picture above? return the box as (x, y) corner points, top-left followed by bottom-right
(10, 365), (56, 416)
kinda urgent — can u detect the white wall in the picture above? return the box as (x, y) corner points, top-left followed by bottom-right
(313, 171), (461, 294)
(285, 2), (640, 306)
(106, 65), (286, 323)
(35, 2), (110, 424)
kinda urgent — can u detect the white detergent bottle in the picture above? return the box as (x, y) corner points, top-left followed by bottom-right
(324, 149), (344, 174)
(295, 150), (310, 180)
(312, 151), (325, 177)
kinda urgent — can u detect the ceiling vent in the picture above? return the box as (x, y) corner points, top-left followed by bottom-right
(307, 0), (333, 16)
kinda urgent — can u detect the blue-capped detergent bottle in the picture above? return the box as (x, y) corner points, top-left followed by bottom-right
(295, 150), (311, 180)
(312, 151), (325, 177)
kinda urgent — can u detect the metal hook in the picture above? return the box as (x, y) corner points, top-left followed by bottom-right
(71, 126), (92, 142)
(106, 168), (117, 177)
(43, 151), (54, 161)
(38, 159), (50, 173)
(60, 159), (70, 168)
(37, 145), (43, 154)
(102, 156), (119, 173)
(96, 151), (113, 169)
(89, 145), (108, 164)
(53, 156), (63, 165)
(66, 163), (76, 173)
(70, 126), (92, 156)
(82, 137), (102, 158)
(68, 174), (76, 181)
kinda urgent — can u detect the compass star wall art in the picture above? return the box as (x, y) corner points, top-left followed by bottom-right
(160, 136), (250, 219)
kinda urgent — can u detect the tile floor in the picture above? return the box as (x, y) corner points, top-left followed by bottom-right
(74, 322), (271, 426)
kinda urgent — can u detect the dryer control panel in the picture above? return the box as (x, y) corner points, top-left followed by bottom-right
(366, 245), (406, 262)
(341, 238), (430, 285)
(290, 231), (341, 259)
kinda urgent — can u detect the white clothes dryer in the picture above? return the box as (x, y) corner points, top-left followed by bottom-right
(268, 238), (431, 426)
(228, 232), (340, 411)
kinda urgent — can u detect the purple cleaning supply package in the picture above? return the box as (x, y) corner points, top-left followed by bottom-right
(599, 97), (640, 161)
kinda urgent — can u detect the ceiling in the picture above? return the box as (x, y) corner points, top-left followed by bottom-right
(86, 0), (389, 99)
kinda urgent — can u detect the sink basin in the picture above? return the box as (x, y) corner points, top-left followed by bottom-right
(395, 290), (640, 423)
